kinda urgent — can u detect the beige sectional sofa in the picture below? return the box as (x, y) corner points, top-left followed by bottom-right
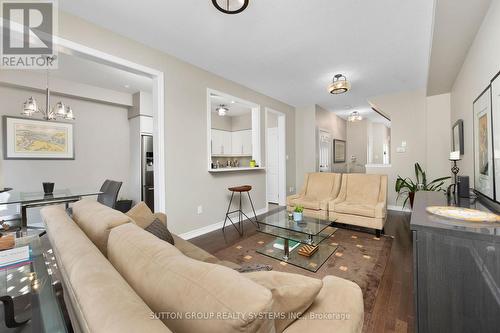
(41, 199), (364, 333)
(289, 173), (387, 236)
(286, 172), (342, 219)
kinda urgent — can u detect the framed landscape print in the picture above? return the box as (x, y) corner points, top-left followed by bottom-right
(3, 116), (74, 160)
(473, 87), (494, 199)
(452, 119), (464, 155)
(333, 139), (346, 163)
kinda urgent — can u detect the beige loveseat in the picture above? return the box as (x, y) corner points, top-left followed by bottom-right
(287, 172), (342, 219)
(329, 174), (387, 236)
(41, 199), (364, 333)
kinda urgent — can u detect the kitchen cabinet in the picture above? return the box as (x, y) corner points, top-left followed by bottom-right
(232, 130), (252, 155)
(211, 129), (231, 155)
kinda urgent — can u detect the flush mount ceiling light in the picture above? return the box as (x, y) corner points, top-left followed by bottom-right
(348, 111), (362, 122)
(328, 74), (351, 95)
(216, 104), (229, 116)
(212, 0), (249, 14)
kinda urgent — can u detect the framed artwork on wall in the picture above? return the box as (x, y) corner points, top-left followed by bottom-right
(452, 119), (464, 155)
(3, 116), (75, 160)
(491, 71), (500, 201)
(473, 87), (494, 200)
(333, 139), (346, 163)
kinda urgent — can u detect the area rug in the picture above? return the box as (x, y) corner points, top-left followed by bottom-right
(213, 228), (393, 328)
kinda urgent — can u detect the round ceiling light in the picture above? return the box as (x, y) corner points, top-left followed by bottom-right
(328, 74), (351, 95)
(348, 111), (363, 122)
(216, 104), (229, 116)
(212, 0), (249, 14)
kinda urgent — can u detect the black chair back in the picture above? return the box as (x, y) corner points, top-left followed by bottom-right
(97, 180), (122, 208)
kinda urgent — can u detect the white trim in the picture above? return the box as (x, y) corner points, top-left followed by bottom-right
(178, 207), (268, 240)
(265, 108), (287, 207)
(51, 36), (166, 212)
(206, 88), (262, 171)
(388, 205), (412, 213)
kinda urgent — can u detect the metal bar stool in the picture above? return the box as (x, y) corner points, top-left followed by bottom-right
(223, 185), (259, 235)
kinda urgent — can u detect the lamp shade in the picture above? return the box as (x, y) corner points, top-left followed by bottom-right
(53, 102), (67, 116)
(22, 97), (38, 116)
(329, 74), (351, 94)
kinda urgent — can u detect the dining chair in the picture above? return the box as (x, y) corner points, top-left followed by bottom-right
(97, 180), (123, 209)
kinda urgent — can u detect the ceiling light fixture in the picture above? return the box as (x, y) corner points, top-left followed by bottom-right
(216, 104), (229, 116)
(348, 111), (363, 122)
(328, 74), (351, 95)
(22, 56), (75, 121)
(212, 0), (249, 14)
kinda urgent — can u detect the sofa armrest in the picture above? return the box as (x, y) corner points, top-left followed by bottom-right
(328, 195), (346, 212)
(375, 202), (387, 219)
(153, 212), (168, 227)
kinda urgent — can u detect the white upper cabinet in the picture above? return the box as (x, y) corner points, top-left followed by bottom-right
(231, 130), (252, 155)
(211, 129), (231, 155)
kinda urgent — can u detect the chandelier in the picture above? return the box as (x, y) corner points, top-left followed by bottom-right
(348, 111), (362, 122)
(212, 0), (249, 14)
(22, 57), (75, 121)
(328, 74), (351, 95)
(216, 104), (229, 116)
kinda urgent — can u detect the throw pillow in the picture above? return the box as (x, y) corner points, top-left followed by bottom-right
(244, 271), (323, 333)
(126, 202), (155, 229)
(144, 218), (174, 245)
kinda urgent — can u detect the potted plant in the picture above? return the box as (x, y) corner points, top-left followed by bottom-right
(395, 162), (450, 208)
(293, 205), (304, 222)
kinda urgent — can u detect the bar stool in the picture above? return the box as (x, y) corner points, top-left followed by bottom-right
(223, 185), (259, 235)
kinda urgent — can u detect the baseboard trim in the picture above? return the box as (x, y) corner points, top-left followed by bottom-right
(388, 205), (412, 213)
(179, 207), (268, 240)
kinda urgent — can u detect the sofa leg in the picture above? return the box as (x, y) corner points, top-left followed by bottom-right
(375, 229), (381, 238)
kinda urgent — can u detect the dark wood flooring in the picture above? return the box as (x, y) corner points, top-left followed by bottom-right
(190, 207), (414, 333)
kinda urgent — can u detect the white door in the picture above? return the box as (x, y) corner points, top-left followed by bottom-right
(267, 127), (279, 203)
(318, 130), (332, 172)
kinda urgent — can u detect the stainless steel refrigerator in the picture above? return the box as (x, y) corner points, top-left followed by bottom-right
(141, 135), (154, 211)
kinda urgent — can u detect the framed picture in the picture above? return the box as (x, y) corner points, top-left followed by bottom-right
(3, 116), (75, 160)
(333, 139), (346, 163)
(452, 119), (464, 155)
(491, 71), (500, 201)
(473, 87), (494, 200)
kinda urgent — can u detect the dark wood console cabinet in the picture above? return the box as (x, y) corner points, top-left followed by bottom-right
(411, 191), (500, 333)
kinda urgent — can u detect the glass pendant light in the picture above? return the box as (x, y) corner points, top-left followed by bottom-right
(22, 97), (39, 116)
(348, 111), (363, 122)
(212, 0), (249, 14)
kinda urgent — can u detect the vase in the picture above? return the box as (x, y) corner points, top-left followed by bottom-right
(293, 212), (303, 222)
(409, 192), (415, 208)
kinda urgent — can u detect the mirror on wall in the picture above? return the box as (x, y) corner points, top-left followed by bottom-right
(207, 90), (261, 172)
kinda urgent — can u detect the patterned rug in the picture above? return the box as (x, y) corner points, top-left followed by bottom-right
(214, 228), (393, 328)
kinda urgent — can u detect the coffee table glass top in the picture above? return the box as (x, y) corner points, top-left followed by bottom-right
(0, 235), (67, 332)
(257, 210), (333, 236)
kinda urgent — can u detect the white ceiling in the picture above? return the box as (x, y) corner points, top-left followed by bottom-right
(427, 0), (492, 96)
(60, 0), (435, 114)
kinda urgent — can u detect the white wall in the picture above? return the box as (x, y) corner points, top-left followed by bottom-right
(295, 105), (316, 191)
(450, 0), (500, 180)
(346, 119), (368, 172)
(57, 12), (296, 235)
(0, 85), (131, 221)
(368, 90), (428, 207)
(426, 93), (451, 180)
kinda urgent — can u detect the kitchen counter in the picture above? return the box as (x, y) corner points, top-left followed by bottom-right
(208, 167), (265, 173)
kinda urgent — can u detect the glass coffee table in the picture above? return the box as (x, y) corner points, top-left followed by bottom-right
(0, 234), (67, 332)
(256, 210), (338, 272)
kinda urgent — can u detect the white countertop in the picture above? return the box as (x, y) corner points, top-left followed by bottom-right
(208, 167), (266, 173)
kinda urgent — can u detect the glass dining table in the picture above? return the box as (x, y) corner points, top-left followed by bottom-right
(0, 188), (102, 229)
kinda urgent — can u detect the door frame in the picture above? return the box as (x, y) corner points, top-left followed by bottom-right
(53, 36), (166, 212)
(265, 108), (286, 207)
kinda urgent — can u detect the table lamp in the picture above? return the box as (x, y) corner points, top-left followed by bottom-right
(447, 151), (461, 201)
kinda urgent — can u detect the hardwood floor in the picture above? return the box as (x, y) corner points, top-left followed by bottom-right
(190, 208), (414, 333)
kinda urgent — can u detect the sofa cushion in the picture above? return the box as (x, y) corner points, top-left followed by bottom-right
(283, 276), (364, 333)
(244, 271), (323, 333)
(72, 198), (131, 256)
(126, 202), (156, 229)
(108, 223), (275, 333)
(287, 196), (321, 210)
(345, 174), (381, 205)
(145, 218), (175, 245)
(304, 173), (337, 199)
(40, 205), (171, 333)
(334, 202), (376, 218)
